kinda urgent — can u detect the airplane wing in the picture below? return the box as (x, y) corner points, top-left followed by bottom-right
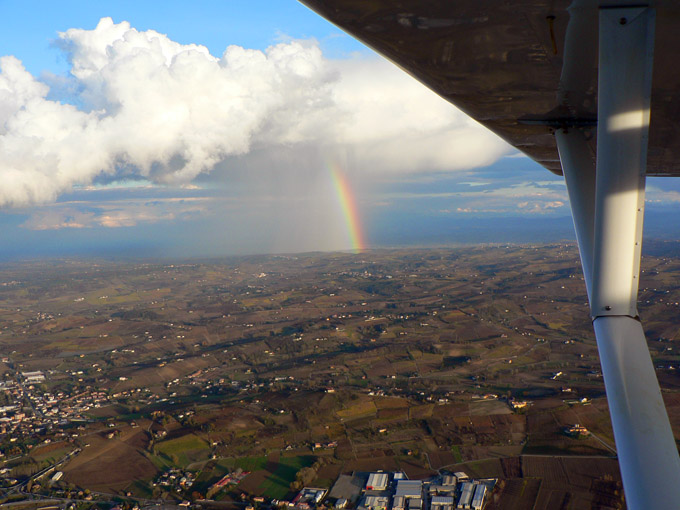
(298, 0), (680, 176)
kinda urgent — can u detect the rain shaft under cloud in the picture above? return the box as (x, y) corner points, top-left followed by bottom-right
(0, 17), (511, 208)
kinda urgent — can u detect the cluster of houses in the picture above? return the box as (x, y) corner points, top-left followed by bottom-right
(0, 380), (25, 439)
(170, 368), (306, 399)
(153, 468), (196, 493)
(0, 365), (190, 454)
(0, 372), (113, 450)
(312, 441), (338, 450)
(208, 468), (250, 493)
(356, 472), (492, 510)
(28, 388), (110, 420)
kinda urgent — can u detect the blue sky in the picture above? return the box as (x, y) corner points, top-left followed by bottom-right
(1, 1), (679, 259)
(0, 0), (367, 75)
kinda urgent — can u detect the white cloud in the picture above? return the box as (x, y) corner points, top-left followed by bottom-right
(380, 181), (568, 202)
(0, 17), (511, 209)
(646, 186), (680, 205)
(517, 200), (565, 212)
(375, 180), (568, 215)
(20, 196), (211, 230)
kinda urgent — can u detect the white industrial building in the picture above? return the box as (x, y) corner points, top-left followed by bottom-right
(22, 371), (45, 383)
(430, 495), (454, 510)
(442, 475), (456, 487)
(395, 480), (422, 498)
(393, 480), (423, 510)
(457, 482), (475, 509)
(470, 485), (486, 510)
(359, 495), (390, 510)
(366, 472), (389, 491)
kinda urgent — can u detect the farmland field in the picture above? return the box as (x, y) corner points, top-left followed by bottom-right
(231, 454), (316, 499)
(155, 434), (211, 468)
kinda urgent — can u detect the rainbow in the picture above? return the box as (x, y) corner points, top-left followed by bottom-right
(329, 162), (366, 253)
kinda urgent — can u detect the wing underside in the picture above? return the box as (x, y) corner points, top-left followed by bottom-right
(299, 0), (680, 176)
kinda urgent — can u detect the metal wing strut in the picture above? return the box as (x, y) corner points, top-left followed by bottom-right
(557, 6), (680, 508)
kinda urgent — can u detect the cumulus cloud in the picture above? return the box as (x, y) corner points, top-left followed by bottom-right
(0, 17), (511, 208)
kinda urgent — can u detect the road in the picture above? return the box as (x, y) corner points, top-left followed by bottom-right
(587, 432), (618, 455)
(4, 449), (80, 497)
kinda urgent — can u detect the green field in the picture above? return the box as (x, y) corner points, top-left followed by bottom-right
(259, 455), (315, 499)
(30, 445), (73, 464)
(450, 445), (463, 464)
(155, 434), (211, 467)
(336, 399), (377, 420)
(128, 478), (154, 499)
(204, 455), (316, 499)
(218, 456), (268, 472)
(193, 456), (268, 496)
(147, 450), (173, 471)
